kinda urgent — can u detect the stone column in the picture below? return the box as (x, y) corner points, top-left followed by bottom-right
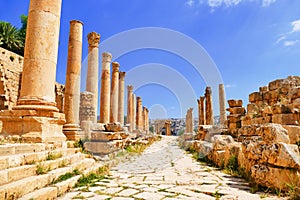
(219, 84), (227, 126)
(198, 96), (205, 125)
(110, 62), (119, 123)
(165, 120), (171, 136)
(126, 85), (133, 131)
(205, 86), (214, 125)
(132, 94), (137, 130)
(16, 0), (62, 111)
(86, 32), (100, 123)
(99, 52), (112, 124)
(142, 106), (147, 131)
(136, 96), (143, 130)
(186, 108), (193, 133)
(0, 0), (66, 144)
(118, 72), (126, 125)
(63, 20), (83, 140)
(145, 108), (149, 133)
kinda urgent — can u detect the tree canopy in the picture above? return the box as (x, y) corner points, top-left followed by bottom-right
(0, 15), (27, 56)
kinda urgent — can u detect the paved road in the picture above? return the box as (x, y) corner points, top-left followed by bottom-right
(60, 136), (284, 200)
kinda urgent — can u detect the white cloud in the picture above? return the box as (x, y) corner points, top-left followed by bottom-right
(224, 0), (242, 7)
(208, 0), (223, 8)
(225, 84), (236, 88)
(284, 40), (299, 47)
(185, 0), (195, 7)
(291, 20), (300, 33)
(276, 36), (286, 44)
(262, 0), (277, 7)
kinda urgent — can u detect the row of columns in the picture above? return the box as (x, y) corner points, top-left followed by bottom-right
(126, 85), (149, 133)
(197, 84), (226, 127)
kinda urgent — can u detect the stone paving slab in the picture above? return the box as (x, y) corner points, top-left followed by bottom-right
(59, 136), (286, 200)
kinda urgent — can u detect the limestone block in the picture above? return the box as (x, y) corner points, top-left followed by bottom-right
(268, 79), (284, 91)
(271, 104), (291, 114)
(257, 123), (290, 143)
(292, 98), (300, 108)
(84, 140), (124, 155)
(183, 132), (195, 141)
(8, 165), (36, 182)
(262, 106), (272, 115)
(226, 107), (245, 115)
(212, 135), (234, 150)
(224, 142), (241, 166)
(0, 170), (8, 185)
(250, 116), (271, 125)
(105, 122), (123, 132)
(91, 131), (129, 141)
(19, 187), (58, 200)
(193, 140), (213, 158)
(247, 103), (260, 115)
(227, 99), (243, 108)
(249, 92), (263, 103)
(251, 164), (300, 190)
(262, 142), (300, 169)
(241, 137), (264, 161)
(212, 150), (225, 167)
(227, 114), (243, 123)
(272, 113), (299, 125)
(229, 122), (241, 129)
(282, 125), (300, 144)
(259, 86), (268, 92)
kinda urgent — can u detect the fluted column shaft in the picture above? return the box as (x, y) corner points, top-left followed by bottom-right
(205, 87), (214, 125)
(99, 52), (112, 123)
(136, 97), (143, 131)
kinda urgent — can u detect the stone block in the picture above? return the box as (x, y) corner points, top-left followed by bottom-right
(226, 107), (245, 115)
(183, 132), (195, 141)
(193, 141), (213, 158)
(105, 122), (124, 132)
(19, 187), (58, 200)
(271, 104), (291, 114)
(212, 150), (225, 167)
(224, 142), (241, 166)
(8, 165), (36, 182)
(91, 131), (128, 141)
(268, 79), (284, 91)
(272, 113), (299, 125)
(84, 140), (124, 155)
(229, 122), (241, 129)
(282, 125), (300, 144)
(257, 123), (290, 143)
(251, 164), (300, 190)
(250, 116), (272, 125)
(249, 92), (263, 103)
(247, 103), (260, 115)
(227, 115), (243, 123)
(262, 142), (300, 169)
(227, 99), (243, 107)
(212, 135), (234, 150)
(259, 86), (268, 92)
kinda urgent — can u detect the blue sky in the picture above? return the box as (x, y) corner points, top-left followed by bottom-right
(1, 0), (299, 119)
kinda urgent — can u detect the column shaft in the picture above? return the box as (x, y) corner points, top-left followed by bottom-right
(110, 62), (119, 123)
(126, 85), (133, 131)
(205, 87), (214, 125)
(16, 0), (62, 111)
(118, 72), (126, 125)
(86, 32), (100, 123)
(99, 52), (112, 123)
(219, 84), (227, 126)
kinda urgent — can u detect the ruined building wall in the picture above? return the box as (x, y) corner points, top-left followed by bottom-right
(0, 47), (65, 111)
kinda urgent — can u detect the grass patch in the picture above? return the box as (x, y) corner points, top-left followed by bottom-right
(36, 163), (50, 175)
(52, 169), (80, 184)
(46, 152), (62, 160)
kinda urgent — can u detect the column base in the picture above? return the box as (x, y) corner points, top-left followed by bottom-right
(0, 110), (66, 146)
(63, 124), (84, 141)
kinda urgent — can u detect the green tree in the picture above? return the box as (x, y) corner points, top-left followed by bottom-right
(0, 15), (27, 56)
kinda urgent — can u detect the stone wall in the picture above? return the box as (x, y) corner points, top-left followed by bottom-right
(181, 76), (300, 194)
(0, 47), (23, 110)
(0, 47), (65, 111)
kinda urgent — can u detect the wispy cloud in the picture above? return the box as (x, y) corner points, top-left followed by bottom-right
(225, 84), (236, 88)
(276, 19), (300, 47)
(185, 0), (195, 7)
(262, 0), (276, 7)
(291, 20), (300, 33)
(186, 0), (277, 9)
(284, 40), (299, 47)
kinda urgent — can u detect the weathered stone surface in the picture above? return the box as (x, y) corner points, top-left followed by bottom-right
(212, 135), (234, 150)
(249, 92), (263, 103)
(282, 125), (300, 144)
(183, 132), (195, 141)
(228, 99), (243, 108)
(105, 122), (124, 132)
(251, 164), (300, 190)
(227, 107), (246, 115)
(91, 131), (129, 141)
(257, 123), (290, 143)
(193, 140), (213, 158)
(272, 113), (299, 125)
(224, 142), (241, 166)
(261, 142), (300, 168)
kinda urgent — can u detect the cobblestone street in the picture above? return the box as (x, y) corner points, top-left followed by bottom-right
(60, 136), (284, 200)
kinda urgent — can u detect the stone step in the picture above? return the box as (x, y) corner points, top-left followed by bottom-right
(0, 148), (81, 170)
(0, 158), (95, 200)
(0, 143), (51, 156)
(0, 152), (86, 185)
(20, 162), (106, 200)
